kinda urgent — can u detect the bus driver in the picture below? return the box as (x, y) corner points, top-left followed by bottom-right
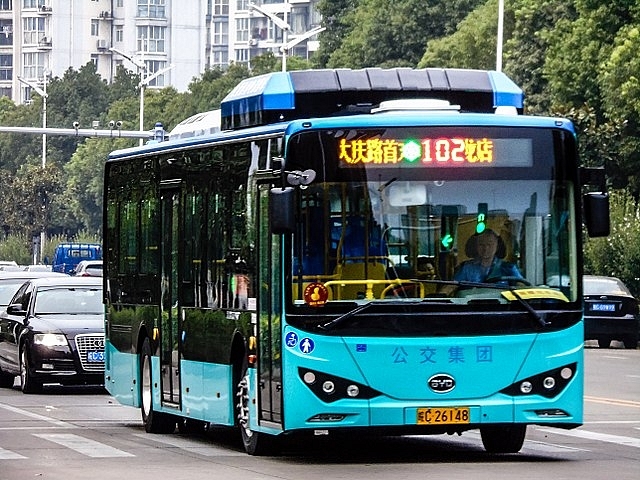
(454, 229), (524, 285)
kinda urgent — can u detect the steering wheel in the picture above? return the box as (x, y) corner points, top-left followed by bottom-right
(485, 276), (532, 286)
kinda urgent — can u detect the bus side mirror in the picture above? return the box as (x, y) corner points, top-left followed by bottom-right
(270, 187), (295, 234)
(583, 192), (610, 238)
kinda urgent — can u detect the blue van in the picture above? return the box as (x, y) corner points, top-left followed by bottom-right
(51, 243), (102, 274)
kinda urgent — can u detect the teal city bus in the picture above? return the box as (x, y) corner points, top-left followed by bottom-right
(103, 68), (609, 455)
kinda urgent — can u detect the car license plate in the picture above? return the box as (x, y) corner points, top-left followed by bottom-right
(591, 303), (615, 312)
(87, 351), (104, 362)
(417, 407), (470, 425)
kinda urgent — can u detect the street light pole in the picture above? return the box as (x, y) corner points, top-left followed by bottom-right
(17, 75), (49, 263)
(248, 2), (291, 72)
(109, 46), (147, 145)
(496, 0), (504, 72)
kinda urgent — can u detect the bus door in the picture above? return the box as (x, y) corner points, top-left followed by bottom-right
(160, 184), (181, 407)
(256, 185), (283, 426)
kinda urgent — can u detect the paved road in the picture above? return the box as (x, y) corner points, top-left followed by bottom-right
(0, 346), (638, 480)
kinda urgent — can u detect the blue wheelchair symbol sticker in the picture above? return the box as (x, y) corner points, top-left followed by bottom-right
(285, 332), (298, 348)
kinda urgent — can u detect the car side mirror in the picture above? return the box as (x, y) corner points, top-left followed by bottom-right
(6, 303), (26, 316)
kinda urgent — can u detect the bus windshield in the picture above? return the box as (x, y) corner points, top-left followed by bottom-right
(286, 125), (578, 311)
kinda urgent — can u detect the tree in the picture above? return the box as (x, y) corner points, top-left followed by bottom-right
(504, 0), (577, 114)
(0, 163), (63, 238)
(419, 0), (513, 71)
(584, 189), (640, 296)
(325, 0), (485, 69)
(313, 0), (359, 68)
(58, 137), (132, 234)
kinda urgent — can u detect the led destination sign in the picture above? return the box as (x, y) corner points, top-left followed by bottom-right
(337, 137), (533, 167)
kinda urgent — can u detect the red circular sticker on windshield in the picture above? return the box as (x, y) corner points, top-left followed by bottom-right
(304, 282), (329, 307)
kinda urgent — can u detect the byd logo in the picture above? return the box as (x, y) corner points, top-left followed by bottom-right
(428, 373), (456, 393)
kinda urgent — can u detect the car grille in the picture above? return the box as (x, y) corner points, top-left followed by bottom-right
(75, 333), (105, 372)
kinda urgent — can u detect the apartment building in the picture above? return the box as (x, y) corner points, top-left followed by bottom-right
(0, 0), (321, 104)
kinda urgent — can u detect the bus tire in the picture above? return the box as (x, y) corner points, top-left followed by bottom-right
(236, 367), (278, 455)
(480, 424), (526, 453)
(140, 337), (176, 434)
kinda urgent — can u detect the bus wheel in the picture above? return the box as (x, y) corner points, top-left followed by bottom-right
(236, 369), (278, 455)
(480, 425), (526, 453)
(140, 337), (175, 434)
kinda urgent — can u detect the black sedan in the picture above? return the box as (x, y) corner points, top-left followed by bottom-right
(0, 276), (104, 393)
(583, 275), (639, 349)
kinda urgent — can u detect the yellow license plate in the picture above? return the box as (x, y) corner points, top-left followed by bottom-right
(417, 407), (470, 425)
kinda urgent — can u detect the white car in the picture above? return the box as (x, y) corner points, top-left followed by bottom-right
(71, 260), (103, 277)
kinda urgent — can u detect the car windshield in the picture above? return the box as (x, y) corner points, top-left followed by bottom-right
(35, 287), (103, 315)
(584, 277), (631, 296)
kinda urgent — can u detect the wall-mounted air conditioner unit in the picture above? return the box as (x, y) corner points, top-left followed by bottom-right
(97, 39), (108, 50)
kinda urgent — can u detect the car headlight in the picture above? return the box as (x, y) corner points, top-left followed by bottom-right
(33, 334), (68, 347)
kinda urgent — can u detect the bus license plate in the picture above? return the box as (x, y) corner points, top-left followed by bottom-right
(87, 351), (104, 362)
(417, 407), (470, 425)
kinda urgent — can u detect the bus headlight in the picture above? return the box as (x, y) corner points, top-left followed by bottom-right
(298, 368), (381, 403)
(501, 363), (577, 398)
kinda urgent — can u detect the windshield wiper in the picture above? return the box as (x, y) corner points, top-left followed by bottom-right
(506, 288), (548, 327)
(408, 279), (548, 327)
(319, 302), (375, 331)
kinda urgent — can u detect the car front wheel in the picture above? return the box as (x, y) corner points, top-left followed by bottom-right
(20, 342), (42, 394)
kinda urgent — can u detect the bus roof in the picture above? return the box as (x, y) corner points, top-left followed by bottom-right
(220, 68), (524, 130)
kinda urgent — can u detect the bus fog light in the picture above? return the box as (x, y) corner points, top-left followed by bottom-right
(303, 372), (316, 384)
(519, 381), (533, 394)
(543, 377), (556, 389)
(322, 381), (335, 394)
(560, 367), (573, 380)
(346, 385), (359, 397)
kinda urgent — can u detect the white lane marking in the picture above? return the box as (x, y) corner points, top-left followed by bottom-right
(0, 447), (27, 460)
(0, 403), (71, 428)
(34, 433), (134, 458)
(538, 428), (640, 448)
(132, 433), (245, 456)
(522, 440), (588, 453)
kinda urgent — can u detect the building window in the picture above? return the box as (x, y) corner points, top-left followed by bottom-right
(0, 20), (12, 46)
(115, 27), (123, 43)
(116, 0), (123, 7)
(0, 87), (11, 98)
(23, 16), (44, 45)
(235, 48), (249, 63)
(212, 21), (227, 46)
(138, 26), (165, 53)
(22, 0), (37, 8)
(91, 19), (99, 36)
(0, 1), (13, 11)
(236, 17), (248, 42)
(145, 60), (168, 87)
(22, 51), (45, 79)
(91, 54), (98, 69)
(212, 50), (228, 67)
(137, 0), (165, 18)
(236, 0), (249, 11)
(0, 54), (12, 81)
(213, 0), (228, 15)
